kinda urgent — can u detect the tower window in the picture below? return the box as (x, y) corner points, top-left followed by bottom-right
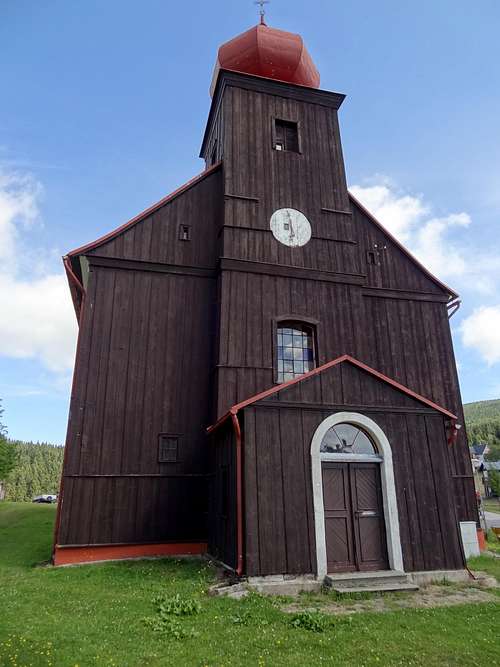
(179, 224), (191, 241)
(158, 434), (180, 463)
(274, 119), (300, 153)
(276, 322), (316, 383)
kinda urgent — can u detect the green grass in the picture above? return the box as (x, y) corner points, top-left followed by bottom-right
(484, 530), (500, 554)
(483, 499), (500, 514)
(1, 502), (500, 666)
(468, 553), (500, 581)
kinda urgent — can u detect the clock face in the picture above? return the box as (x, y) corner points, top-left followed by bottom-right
(270, 208), (312, 247)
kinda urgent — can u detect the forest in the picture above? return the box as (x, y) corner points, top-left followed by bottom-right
(464, 399), (500, 461)
(2, 440), (64, 502)
(0, 400), (64, 502)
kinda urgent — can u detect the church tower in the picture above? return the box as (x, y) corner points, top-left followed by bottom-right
(55, 20), (478, 579)
(203, 23), (362, 417)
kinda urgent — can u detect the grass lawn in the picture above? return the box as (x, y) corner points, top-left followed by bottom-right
(1, 502), (500, 666)
(483, 499), (500, 514)
(482, 530), (500, 555)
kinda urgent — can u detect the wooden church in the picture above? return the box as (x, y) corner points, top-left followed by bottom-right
(54, 20), (478, 581)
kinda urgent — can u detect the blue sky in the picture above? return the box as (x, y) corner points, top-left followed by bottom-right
(1, 0), (499, 443)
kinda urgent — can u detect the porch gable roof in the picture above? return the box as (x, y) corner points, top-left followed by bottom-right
(207, 354), (457, 433)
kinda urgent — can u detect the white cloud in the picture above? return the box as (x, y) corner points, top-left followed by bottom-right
(0, 168), (77, 377)
(461, 306), (500, 365)
(350, 183), (428, 243)
(412, 212), (471, 280)
(350, 179), (500, 293)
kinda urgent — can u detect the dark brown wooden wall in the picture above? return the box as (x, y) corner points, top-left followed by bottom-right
(214, 271), (474, 517)
(207, 74), (475, 524)
(59, 69), (476, 556)
(58, 171), (221, 546)
(219, 83), (355, 272)
(241, 362), (465, 576)
(86, 169), (222, 266)
(352, 201), (444, 294)
(208, 421), (237, 569)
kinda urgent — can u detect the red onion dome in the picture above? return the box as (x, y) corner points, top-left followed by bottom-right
(211, 23), (320, 95)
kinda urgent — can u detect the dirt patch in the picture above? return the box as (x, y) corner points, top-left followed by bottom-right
(282, 580), (498, 616)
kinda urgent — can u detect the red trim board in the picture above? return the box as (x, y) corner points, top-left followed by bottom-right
(53, 542), (207, 566)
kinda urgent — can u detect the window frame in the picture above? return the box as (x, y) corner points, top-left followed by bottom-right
(272, 316), (319, 384)
(319, 422), (381, 460)
(272, 117), (302, 154)
(178, 224), (191, 241)
(158, 433), (182, 463)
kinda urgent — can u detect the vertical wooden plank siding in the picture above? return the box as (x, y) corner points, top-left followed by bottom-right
(60, 69), (475, 566)
(208, 421), (237, 569)
(242, 361), (464, 575)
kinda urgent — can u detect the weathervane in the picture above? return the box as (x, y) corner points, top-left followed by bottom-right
(254, 0), (269, 25)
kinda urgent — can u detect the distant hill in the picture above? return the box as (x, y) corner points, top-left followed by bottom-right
(464, 399), (500, 423)
(464, 399), (500, 461)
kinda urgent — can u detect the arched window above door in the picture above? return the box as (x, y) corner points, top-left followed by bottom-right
(276, 321), (316, 383)
(320, 423), (379, 457)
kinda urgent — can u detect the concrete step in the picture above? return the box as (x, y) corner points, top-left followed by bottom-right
(324, 570), (419, 594)
(329, 582), (419, 594)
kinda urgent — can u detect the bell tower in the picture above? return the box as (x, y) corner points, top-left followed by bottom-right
(202, 23), (365, 416)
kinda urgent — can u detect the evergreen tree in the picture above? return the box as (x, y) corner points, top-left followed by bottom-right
(464, 400), (500, 461)
(4, 440), (64, 501)
(0, 400), (17, 499)
(489, 470), (500, 497)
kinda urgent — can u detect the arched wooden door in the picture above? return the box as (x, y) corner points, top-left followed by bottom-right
(322, 460), (388, 572)
(311, 412), (404, 578)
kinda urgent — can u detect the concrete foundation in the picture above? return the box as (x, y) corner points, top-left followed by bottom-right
(209, 574), (322, 598)
(209, 568), (489, 598)
(408, 569), (472, 586)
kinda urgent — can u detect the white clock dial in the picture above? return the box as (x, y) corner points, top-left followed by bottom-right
(270, 208), (312, 247)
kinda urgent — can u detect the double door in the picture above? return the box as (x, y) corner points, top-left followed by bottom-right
(322, 461), (388, 572)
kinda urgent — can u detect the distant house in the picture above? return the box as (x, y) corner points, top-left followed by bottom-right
(470, 443), (489, 471)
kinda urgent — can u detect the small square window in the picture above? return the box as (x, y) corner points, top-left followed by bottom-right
(274, 119), (299, 153)
(158, 434), (179, 463)
(179, 224), (191, 241)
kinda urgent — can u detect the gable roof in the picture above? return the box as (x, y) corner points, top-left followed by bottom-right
(471, 443), (489, 456)
(208, 354), (457, 433)
(66, 161), (222, 258)
(348, 192), (459, 300)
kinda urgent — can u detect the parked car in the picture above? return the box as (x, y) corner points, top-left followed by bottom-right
(32, 494), (58, 504)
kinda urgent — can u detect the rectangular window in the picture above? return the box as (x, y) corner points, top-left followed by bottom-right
(158, 434), (179, 463)
(179, 224), (191, 241)
(274, 119), (299, 153)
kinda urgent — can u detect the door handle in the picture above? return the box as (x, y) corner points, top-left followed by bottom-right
(355, 510), (377, 517)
